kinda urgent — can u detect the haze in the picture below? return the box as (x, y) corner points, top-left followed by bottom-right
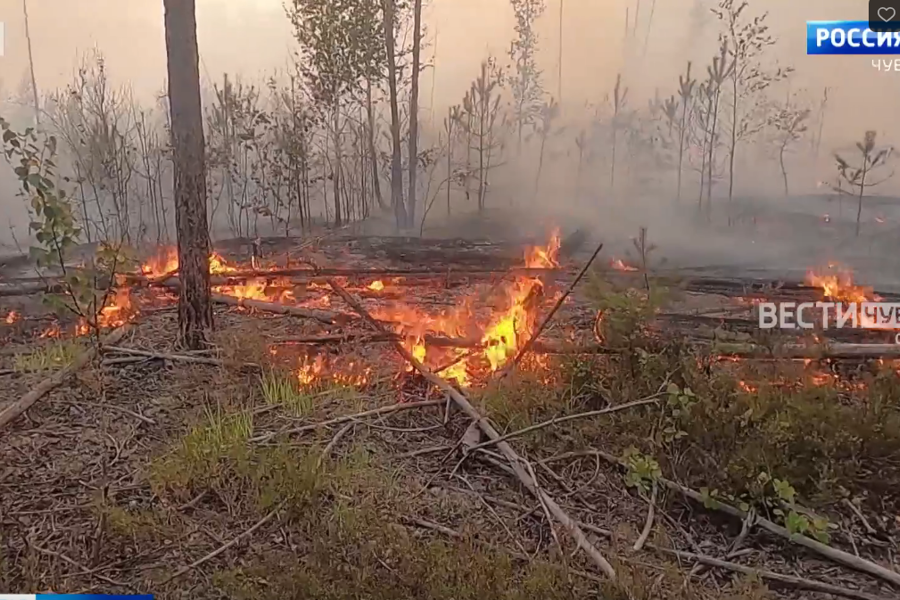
(0, 0), (897, 283)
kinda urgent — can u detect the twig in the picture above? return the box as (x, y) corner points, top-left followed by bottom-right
(633, 481), (657, 551)
(466, 396), (659, 453)
(844, 498), (878, 535)
(249, 399), (444, 444)
(317, 422), (355, 469)
(30, 543), (129, 588)
(649, 544), (892, 600)
(102, 345), (259, 369)
(0, 325), (130, 430)
(212, 292), (349, 325)
(324, 274), (617, 580)
(159, 502), (284, 584)
(496, 241), (604, 379)
(541, 449), (900, 589)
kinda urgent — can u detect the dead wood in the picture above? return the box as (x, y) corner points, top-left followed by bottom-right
(715, 342), (900, 359)
(323, 275), (617, 580)
(466, 396), (660, 453)
(496, 241), (604, 380)
(211, 293), (350, 325)
(540, 449), (900, 589)
(633, 481), (658, 551)
(0, 325), (131, 430)
(648, 545), (892, 600)
(249, 399), (445, 444)
(101, 345), (259, 369)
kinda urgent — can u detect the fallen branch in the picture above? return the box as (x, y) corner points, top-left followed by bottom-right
(540, 449), (900, 589)
(249, 399), (444, 444)
(496, 242), (604, 379)
(649, 545), (890, 600)
(211, 293), (350, 325)
(447, 486), (887, 600)
(102, 345), (259, 369)
(715, 342), (900, 359)
(466, 396), (659, 453)
(159, 501), (283, 584)
(633, 481), (657, 551)
(324, 275), (617, 580)
(0, 326), (130, 430)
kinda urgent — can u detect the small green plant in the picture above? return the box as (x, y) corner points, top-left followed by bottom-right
(661, 383), (697, 443)
(260, 369), (314, 416)
(0, 118), (129, 339)
(622, 447), (661, 494)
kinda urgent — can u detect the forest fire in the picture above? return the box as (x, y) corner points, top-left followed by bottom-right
(141, 248), (238, 278)
(804, 266), (879, 304)
(611, 258), (637, 271)
(4, 310), (18, 324)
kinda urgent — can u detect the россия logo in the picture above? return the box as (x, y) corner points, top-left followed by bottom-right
(807, 21), (900, 54)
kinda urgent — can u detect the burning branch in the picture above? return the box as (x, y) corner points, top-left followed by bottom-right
(322, 274), (617, 580)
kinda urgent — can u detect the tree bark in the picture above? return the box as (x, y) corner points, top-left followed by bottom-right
(164, 0), (213, 349)
(382, 0), (407, 230)
(406, 0), (422, 229)
(366, 80), (388, 211)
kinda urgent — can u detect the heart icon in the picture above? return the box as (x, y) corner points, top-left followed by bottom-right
(878, 6), (897, 22)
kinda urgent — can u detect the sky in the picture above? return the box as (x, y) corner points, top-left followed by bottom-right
(0, 0), (892, 146)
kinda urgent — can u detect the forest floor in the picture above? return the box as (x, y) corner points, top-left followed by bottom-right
(1, 222), (899, 600)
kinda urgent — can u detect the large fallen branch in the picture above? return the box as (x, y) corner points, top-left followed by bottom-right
(541, 449), (900, 589)
(714, 342), (900, 359)
(0, 326), (131, 430)
(210, 293), (351, 325)
(323, 275), (617, 580)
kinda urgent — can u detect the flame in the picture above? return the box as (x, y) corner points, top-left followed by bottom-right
(524, 229), (560, 268)
(4, 310), (19, 324)
(368, 280), (385, 291)
(97, 287), (135, 328)
(611, 258), (638, 272)
(805, 265), (878, 304)
(141, 248), (238, 277)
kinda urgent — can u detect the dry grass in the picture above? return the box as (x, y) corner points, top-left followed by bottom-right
(1, 272), (898, 599)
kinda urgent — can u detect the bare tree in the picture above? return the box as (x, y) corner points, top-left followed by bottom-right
(382, 0), (407, 228)
(406, 0), (423, 227)
(609, 73), (628, 190)
(164, 0), (213, 349)
(508, 0), (546, 152)
(713, 0), (788, 209)
(768, 98), (809, 196)
(834, 131), (894, 237)
(674, 62), (696, 202)
(22, 0), (40, 126)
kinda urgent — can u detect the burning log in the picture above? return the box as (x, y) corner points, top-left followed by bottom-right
(210, 293), (351, 325)
(714, 342), (900, 359)
(322, 275), (618, 580)
(0, 325), (131, 430)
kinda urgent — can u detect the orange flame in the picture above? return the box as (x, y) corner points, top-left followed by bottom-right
(4, 310), (19, 324)
(611, 258), (638, 272)
(805, 265), (878, 304)
(368, 280), (385, 291)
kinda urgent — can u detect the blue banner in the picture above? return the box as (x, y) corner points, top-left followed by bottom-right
(807, 20), (900, 54)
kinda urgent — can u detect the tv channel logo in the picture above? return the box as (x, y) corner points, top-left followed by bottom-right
(807, 21), (900, 54)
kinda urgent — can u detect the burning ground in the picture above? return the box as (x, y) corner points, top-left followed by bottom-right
(1, 228), (899, 599)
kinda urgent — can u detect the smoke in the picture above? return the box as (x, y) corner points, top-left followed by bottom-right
(0, 0), (897, 287)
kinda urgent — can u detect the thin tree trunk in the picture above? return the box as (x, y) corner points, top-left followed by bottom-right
(557, 0), (564, 102)
(407, 0), (423, 229)
(332, 103), (343, 227)
(779, 143), (789, 196)
(164, 0), (213, 349)
(676, 101), (687, 202)
(382, 0), (407, 229)
(856, 161), (868, 237)
(366, 80), (388, 211)
(22, 0), (40, 126)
